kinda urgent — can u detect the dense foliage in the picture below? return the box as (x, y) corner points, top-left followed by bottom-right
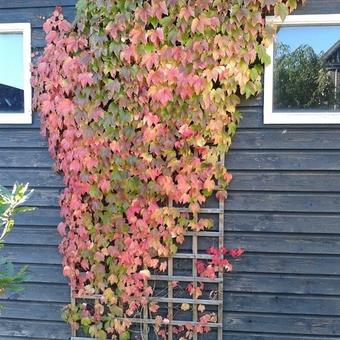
(0, 184), (33, 297)
(274, 43), (336, 110)
(32, 0), (301, 338)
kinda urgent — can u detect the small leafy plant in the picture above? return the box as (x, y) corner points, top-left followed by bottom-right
(0, 183), (34, 297)
(0, 259), (27, 296)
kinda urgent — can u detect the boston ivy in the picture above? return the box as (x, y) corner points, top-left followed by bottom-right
(32, 0), (301, 338)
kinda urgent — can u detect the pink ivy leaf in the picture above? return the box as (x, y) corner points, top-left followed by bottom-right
(216, 190), (227, 201)
(57, 222), (66, 236)
(57, 99), (74, 115)
(46, 30), (58, 43)
(150, 87), (173, 106)
(179, 124), (194, 138)
(229, 248), (245, 258)
(78, 72), (93, 87)
(159, 261), (167, 272)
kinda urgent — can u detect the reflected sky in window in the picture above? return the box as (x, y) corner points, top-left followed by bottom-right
(277, 26), (340, 54)
(0, 33), (23, 90)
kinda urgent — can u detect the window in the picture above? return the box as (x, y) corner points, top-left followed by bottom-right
(0, 23), (31, 124)
(264, 14), (340, 124)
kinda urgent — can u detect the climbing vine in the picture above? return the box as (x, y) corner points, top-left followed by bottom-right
(32, 0), (301, 338)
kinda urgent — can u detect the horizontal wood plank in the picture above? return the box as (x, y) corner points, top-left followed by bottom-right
(223, 313), (340, 335)
(226, 151), (340, 170)
(224, 274), (340, 295)
(224, 234), (340, 255)
(0, 129), (47, 147)
(0, 149), (53, 167)
(224, 293), (340, 316)
(26, 188), (60, 207)
(225, 192), (340, 213)
(14, 208), (61, 226)
(229, 171), (340, 192)
(1, 300), (64, 321)
(14, 264), (66, 284)
(233, 254), (340, 275)
(0, 283), (69, 303)
(5, 226), (61, 246)
(2, 245), (62, 265)
(0, 319), (70, 339)
(224, 212), (340, 234)
(232, 130), (340, 150)
(0, 169), (63, 187)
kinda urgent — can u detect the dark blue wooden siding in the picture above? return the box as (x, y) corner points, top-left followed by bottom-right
(1, 0), (340, 339)
(224, 2), (340, 338)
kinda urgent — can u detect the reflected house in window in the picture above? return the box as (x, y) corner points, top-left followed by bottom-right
(322, 40), (340, 109)
(0, 83), (24, 113)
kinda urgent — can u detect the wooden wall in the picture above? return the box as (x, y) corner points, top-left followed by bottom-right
(224, 1), (340, 338)
(1, 0), (340, 339)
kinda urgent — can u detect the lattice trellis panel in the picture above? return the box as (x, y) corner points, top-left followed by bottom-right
(71, 157), (225, 340)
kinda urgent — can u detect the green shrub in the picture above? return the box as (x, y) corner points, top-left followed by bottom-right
(0, 183), (34, 297)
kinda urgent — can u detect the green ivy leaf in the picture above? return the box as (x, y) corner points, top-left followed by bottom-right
(256, 44), (271, 65)
(76, 0), (87, 14)
(275, 3), (289, 20)
(121, 331), (131, 340)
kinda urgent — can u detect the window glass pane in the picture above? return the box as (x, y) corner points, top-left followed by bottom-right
(0, 32), (24, 113)
(273, 25), (340, 112)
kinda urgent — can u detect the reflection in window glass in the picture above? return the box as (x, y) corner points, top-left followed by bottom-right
(273, 26), (340, 112)
(0, 33), (24, 113)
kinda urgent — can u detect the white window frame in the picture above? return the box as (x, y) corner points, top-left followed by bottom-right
(264, 14), (340, 124)
(0, 23), (31, 124)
